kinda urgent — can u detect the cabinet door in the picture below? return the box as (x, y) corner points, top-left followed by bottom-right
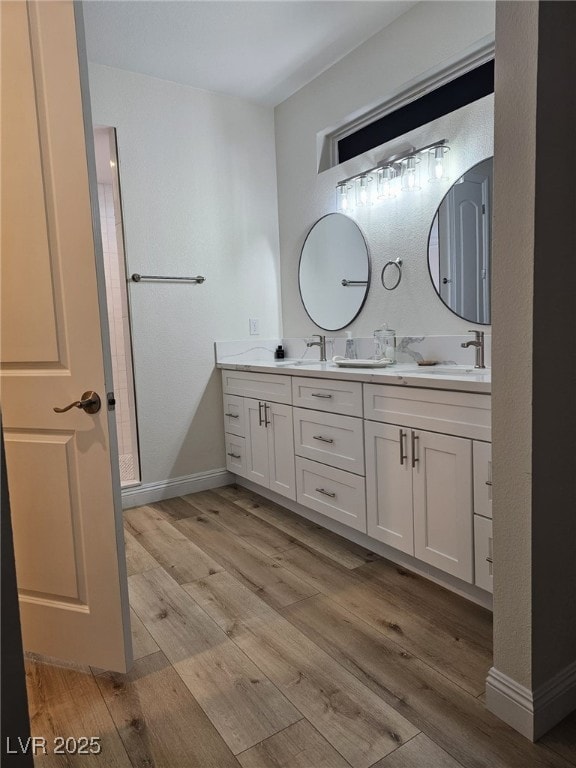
(413, 430), (473, 582)
(473, 440), (492, 519)
(474, 514), (493, 592)
(365, 421), (414, 555)
(267, 402), (296, 501)
(244, 398), (269, 488)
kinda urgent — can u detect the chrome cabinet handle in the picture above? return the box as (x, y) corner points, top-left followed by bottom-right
(486, 556), (493, 564)
(485, 480), (493, 487)
(313, 435), (334, 444)
(411, 431), (419, 468)
(311, 393), (332, 399)
(225, 412), (239, 419)
(227, 452), (241, 459)
(399, 429), (407, 465)
(258, 402), (264, 426)
(264, 403), (271, 427)
(315, 488), (336, 498)
(54, 391), (101, 414)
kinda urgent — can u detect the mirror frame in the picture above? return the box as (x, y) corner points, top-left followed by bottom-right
(426, 157), (493, 326)
(298, 213), (371, 331)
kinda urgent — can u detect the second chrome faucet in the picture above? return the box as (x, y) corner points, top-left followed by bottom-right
(461, 330), (485, 369)
(306, 334), (327, 362)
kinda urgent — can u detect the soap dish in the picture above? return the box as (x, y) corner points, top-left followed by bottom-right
(332, 356), (393, 368)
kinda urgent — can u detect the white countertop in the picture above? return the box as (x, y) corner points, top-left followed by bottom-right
(217, 359), (491, 394)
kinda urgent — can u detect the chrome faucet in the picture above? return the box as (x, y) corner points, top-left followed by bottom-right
(306, 334), (327, 362)
(461, 330), (485, 369)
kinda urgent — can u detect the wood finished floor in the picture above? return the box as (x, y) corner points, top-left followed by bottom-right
(26, 485), (576, 768)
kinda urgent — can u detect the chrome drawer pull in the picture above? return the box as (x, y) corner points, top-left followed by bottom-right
(485, 480), (493, 487)
(227, 452), (241, 459)
(225, 412), (239, 418)
(399, 429), (407, 466)
(315, 487), (336, 498)
(411, 431), (419, 467)
(313, 435), (334, 444)
(311, 393), (332, 399)
(485, 556), (493, 564)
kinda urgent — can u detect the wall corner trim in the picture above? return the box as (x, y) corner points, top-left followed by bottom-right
(121, 468), (234, 509)
(486, 662), (576, 741)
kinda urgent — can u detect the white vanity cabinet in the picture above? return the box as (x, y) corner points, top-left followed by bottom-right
(364, 383), (491, 584)
(222, 371), (296, 501)
(222, 367), (493, 595)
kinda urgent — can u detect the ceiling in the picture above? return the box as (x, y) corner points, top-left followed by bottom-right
(83, 1), (417, 106)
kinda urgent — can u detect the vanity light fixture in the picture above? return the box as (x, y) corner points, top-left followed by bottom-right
(400, 154), (421, 191)
(355, 173), (373, 207)
(336, 181), (352, 213)
(428, 143), (450, 182)
(334, 139), (449, 212)
(376, 165), (397, 199)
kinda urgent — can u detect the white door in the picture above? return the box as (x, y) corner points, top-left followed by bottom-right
(267, 402), (296, 500)
(1, 1), (131, 672)
(365, 422), (414, 555)
(412, 430), (473, 582)
(244, 399), (269, 487)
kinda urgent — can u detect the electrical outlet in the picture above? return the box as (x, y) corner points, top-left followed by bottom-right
(249, 318), (260, 335)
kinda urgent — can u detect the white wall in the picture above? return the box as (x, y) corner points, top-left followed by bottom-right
(89, 65), (282, 485)
(275, 1), (495, 339)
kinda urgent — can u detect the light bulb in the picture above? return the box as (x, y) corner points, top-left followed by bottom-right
(377, 165), (396, 199)
(428, 144), (450, 182)
(401, 155), (421, 191)
(336, 182), (351, 213)
(355, 174), (373, 207)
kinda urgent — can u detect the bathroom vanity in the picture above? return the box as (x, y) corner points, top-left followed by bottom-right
(219, 360), (493, 601)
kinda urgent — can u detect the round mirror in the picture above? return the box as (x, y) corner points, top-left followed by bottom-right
(427, 157), (493, 325)
(299, 213), (370, 331)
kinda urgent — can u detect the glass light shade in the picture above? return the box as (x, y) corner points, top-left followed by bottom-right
(335, 182), (352, 213)
(376, 165), (397, 199)
(355, 174), (373, 207)
(400, 155), (421, 191)
(428, 145), (450, 182)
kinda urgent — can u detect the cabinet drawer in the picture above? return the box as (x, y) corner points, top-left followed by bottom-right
(293, 408), (364, 475)
(223, 394), (245, 436)
(295, 457), (366, 533)
(474, 514), (493, 592)
(225, 434), (247, 477)
(292, 377), (362, 417)
(222, 370), (292, 404)
(364, 383), (491, 441)
(473, 441), (492, 519)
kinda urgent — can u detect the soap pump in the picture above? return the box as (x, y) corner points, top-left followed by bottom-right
(344, 331), (357, 359)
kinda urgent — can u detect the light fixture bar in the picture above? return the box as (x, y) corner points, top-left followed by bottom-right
(336, 139), (448, 187)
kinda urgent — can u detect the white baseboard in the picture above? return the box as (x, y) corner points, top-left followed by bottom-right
(236, 478), (493, 611)
(121, 468), (234, 509)
(486, 661), (576, 740)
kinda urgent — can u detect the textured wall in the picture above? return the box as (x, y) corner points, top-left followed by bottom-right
(275, 1), (496, 340)
(89, 65), (282, 484)
(492, 0), (576, 705)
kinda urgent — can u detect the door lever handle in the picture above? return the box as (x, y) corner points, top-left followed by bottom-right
(54, 391), (101, 414)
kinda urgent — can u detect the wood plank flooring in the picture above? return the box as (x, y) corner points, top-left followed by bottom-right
(26, 485), (576, 768)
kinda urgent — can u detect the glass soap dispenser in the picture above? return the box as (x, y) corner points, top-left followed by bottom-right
(344, 331), (357, 359)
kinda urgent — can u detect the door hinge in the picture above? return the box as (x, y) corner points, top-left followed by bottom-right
(107, 392), (116, 411)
